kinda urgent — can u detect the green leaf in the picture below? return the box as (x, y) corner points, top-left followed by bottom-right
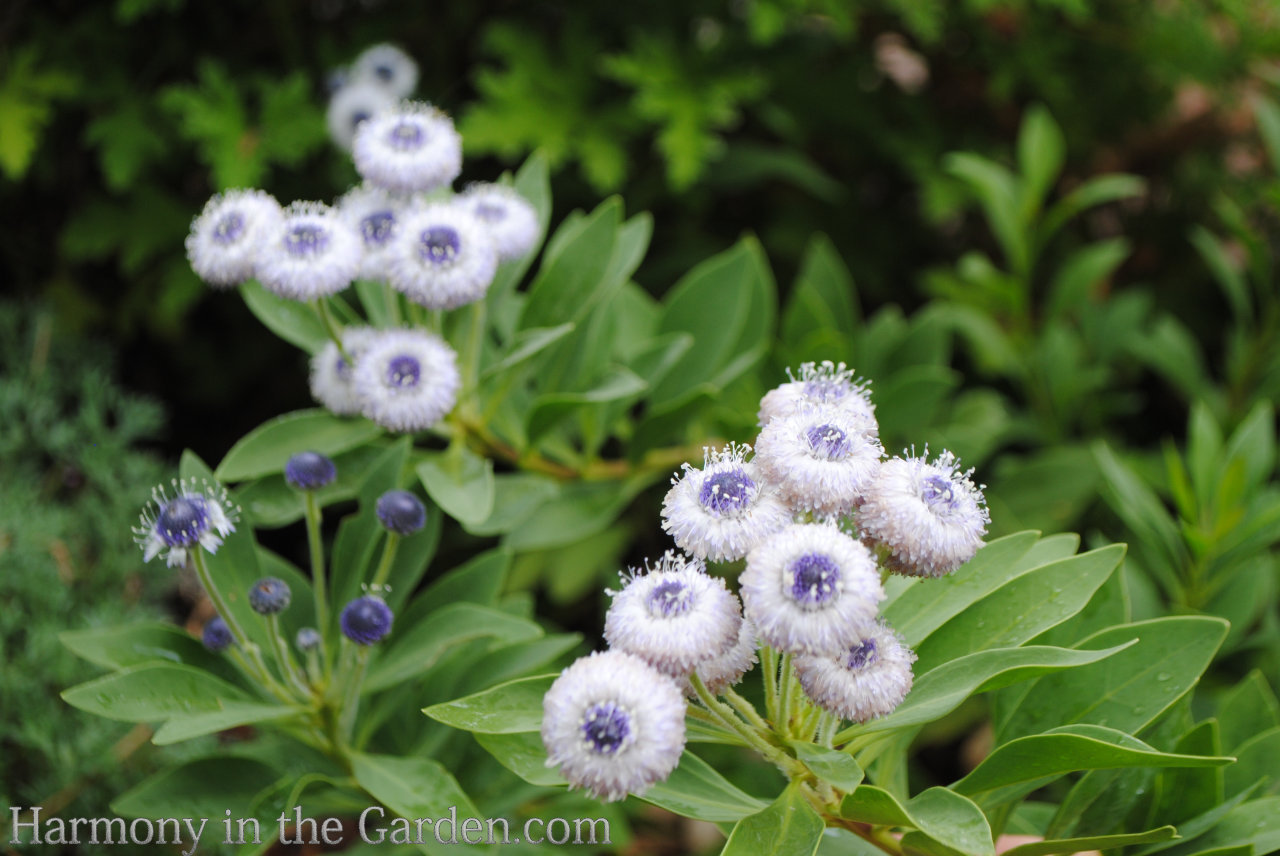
(881, 531), (1040, 646)
(721, 784), (825, 856)
(404, 548), (510, 621)
(503, 477), (649, 551)
(518, 197), (621, 332)
(1156, 796), (1280, 856)
(526, 364), (649, 440)
(1016, 104), (1065, 218)
(1217, 669), (1280, 754)
(841, 786), (995, 856)
(782, 234), (859, 361)
(416, 448), (495, 528)
(238, 280), (330, 353)
(111, 757), (281, 821)
(913, 544), (1124, 674)
(351, 753), (488, 854)
(59, 622), (240, 685)
(152, 703), (301, 745)
(641, 752), (768, 823)
(862, 643), (1134, 734)
(1224, 725), (1280, 797)
(1046, 239), (1130, 319)
(474, 730), (566, 786)
(465, 474), (561, 536)
(63, 662), (250, 723)
(999, 616), (1228, 741)
(1190, 226), (1251, 324)
(945, 152), (1027, 276)
(1093, 443), (1185, 589)
(953, 725), (1232, 799)
(1000, 827), (1177, 856)
(216, 409), (382, 482)
(233, 444), (383, 529)
(423, 673), (555, 734)
(1040, 174), (1145, 245)
(364, 604), (542, 693)
(481, 323), (575, 380)
(787, 741), (865, 792)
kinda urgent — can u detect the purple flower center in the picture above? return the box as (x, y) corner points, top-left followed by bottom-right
(789, 552), (841, 606)
(284, 223), (330, 257)
(386, 354), (421, 388)
(374, 64), (395, 83)
(361, 210), (395, 247)
(922, 474), (957, 510)
(698, 468), (755, 515)
(646, 579), (692, 617)
(474, 200), (506, 222)
(805, 423), (852, 460)
(212, 211), (245, 245)
(157, 495), (210, 547)
(418, 226), (460, 264)
(581, 701), (631, 755)
(388, 119), (425, 150)
(847, 638), (878, 670)
(350, 110), (372, 131)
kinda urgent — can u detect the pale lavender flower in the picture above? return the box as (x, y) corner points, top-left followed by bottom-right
(461, 183), (539, 261)
(309, 326), (379, 416)
(794, 620), (916, 723)
(352, 101), (462, 194)
(185, 189), (282, 287)
(327, 81), (397, 151)
(353, 328), (461, 432)
(386, 202), (498, 309)
(604, 551), (742, 678)
(758, 361), (877, 436)
(689, 616), (758, 696)
(351, 43), (418, 98)
(256, 202), (361, 300)
(856, 449), (988, 577)
(660, 444), (792, 563)
(740, 522), (883, 656)
(337, 184), (407, 281)
(542, 650), (687, 802)
(754, 405), (883, 515)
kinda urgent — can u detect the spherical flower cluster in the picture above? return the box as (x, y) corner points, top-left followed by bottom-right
(353, 102), (462, 195)
(326, 44), (417, 151)
(185, 189), (282, 287)
(249, 577), (292, 615)
(256, 202), (362, 300)
(603, 551), (742, 678)
(201, 617), (233, 652)
(338, 185), (406, 281)
(327, 81), (398, 152)
(793, 621), (917, 723)
(690, 617), (758, 696)
(857, 449), (989, 578)
(309, 326), (380, 416)
(758, 361), (877, 436)
(542, 651), (686, 802)
(376, 489), (428, 535)
(134, 478), (239, 568)
(285, 451), (337, 491)
(341, 596), (395, 644)
(351, 328), (461, 432)
(461, 183), (540, 261)
(386, 203), (498, 309)
(661, 444), (792, 563)
(740, 523), (883, 655)
(754, 406), (883, 515)
(350, 44), (418, 98)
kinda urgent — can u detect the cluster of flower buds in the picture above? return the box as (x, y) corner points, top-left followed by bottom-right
(183, 44), (538, 435)
(542, 361), (990, 801)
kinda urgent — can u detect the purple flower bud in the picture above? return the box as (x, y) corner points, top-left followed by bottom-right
(341, 596), (394, 644)
(249, 577), (292, 615)
(201, 616), (233, 651)
(376, 489), (426, 535)
(295, 627), (322, 651)
(285, 451), (337, 491)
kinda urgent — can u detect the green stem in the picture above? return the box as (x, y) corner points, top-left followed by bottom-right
(268, 615), (311, 698)
(762, 645), (780, 725)
(339, 647), (371, 739)
(369, 532), (401, 593)
(383, 281), (402, 327)
(313, 299), (349, 362)
(463, 300), (487, 396)
(778, 652), (796, 734)
(689, 674), (805, 780)
(304, 493), (329, 635)
(722, 686), (772, 733)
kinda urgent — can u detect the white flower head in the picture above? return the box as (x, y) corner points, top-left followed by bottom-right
(604, 551), (742, 678)
(351, 43), (419, 99)
(794, 620), (916, 723)
(256, 201), (361, 300)
(856, 448), (989, 578)
(352, 101), (462, 194)
(754, 405), (883, 515)
(740, 522), (883, 656)
(542, 650), (687, 802)
(185, 189), (282, 287)
(338, 184), (409, 281)
(327, 81), (398, 152)
(134, 478), (239, 568)
(660, 444), (793, 563)
(310, 326), (380, 416)
(387, 202), (498, 309)
(353, 328), (461, 432)
(758, 361), (877, 437)
(689, 616), (758, 696)
(461, 182), (539, 261)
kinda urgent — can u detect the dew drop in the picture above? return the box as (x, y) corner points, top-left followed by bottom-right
(1155, 672), (1171, 682)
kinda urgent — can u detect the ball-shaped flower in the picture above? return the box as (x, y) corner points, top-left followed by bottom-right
(284, 451), (337, 491)
(309, 326), (379, 417)
(689, 617), (758, 696)
(201, 617), (233, 652)
(740, 522), (883, 655)
(794, 620), (916, 723)
(341, 596), (394, 644)
(542, 650), (687, 802)
(185, 189), (282, 287)
(256, 202), (361, 301)
(352, 328), (461, 432)
(758, 361), (877, 437)
(375, 489), (427, 535)
(856, 449), (989, 578)
(326, 80), (397, 151)
(754, 406), (883, 515)
(248, 578), (291, 615)
(295, 627), (322, 652)
(134, 479), (238, 568)
(386, 203), (498, 310)
(338, 184), (407, 281)
(350, 43), (418, 98)
(460, 183), (539, 261)
(352, 101), (462, 194)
